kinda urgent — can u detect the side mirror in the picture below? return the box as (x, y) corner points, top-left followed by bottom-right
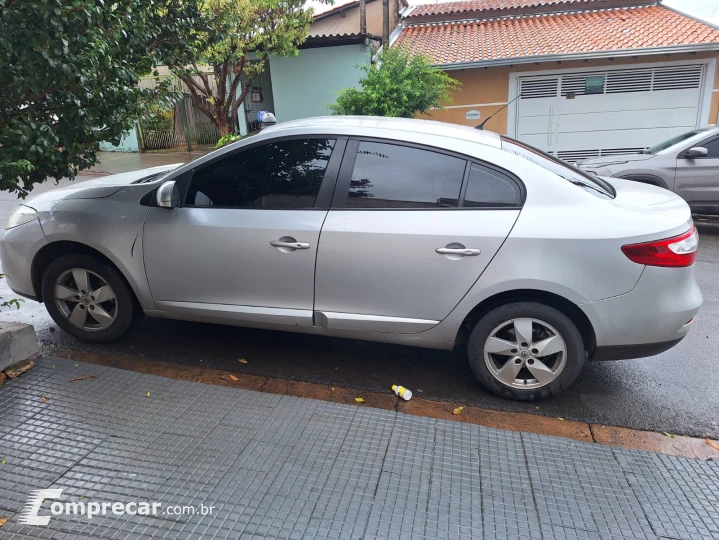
(684, 147), (708, 158)
(156, 180), (180, 209)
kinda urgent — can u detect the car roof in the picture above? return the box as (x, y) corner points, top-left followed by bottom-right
(263, 116), (502, 149)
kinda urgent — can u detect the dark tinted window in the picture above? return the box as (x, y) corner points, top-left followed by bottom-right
(347, 142), (465, 208)
(464, 164), (521, 207)
(698, 137), (719, 158)
(186, 139), (335, 208)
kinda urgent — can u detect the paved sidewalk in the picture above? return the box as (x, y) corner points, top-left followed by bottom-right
(1, 358), (718, 540)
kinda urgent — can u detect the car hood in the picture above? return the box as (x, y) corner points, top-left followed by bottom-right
(604, 177), (690, 223)
(25, 164), (182, 206)
(581, 153), (655, 166)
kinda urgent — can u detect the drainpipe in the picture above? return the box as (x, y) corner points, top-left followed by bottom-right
(360, 0), (366, 35)
(382, 0), (389, 45)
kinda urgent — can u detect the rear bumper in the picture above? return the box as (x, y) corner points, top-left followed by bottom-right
(580, 264), (701, 350)
(591, 337), (684, 361)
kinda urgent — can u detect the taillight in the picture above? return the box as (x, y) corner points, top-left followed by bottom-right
(621, 227), (698, 267)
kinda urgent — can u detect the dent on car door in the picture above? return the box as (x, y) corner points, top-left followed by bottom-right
(142, 136), (345, 327)
(675, 136), (719, 212)
(313, 139), (522, 334)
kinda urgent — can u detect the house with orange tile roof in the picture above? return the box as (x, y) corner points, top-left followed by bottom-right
(394, 0), (719, 160)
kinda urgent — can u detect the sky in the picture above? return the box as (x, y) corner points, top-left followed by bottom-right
(308, 0), (719, 24)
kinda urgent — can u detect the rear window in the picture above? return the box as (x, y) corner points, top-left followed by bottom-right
(501, 137), (615, 199)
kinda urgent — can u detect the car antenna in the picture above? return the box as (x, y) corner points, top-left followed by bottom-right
(475, 94), (523, 130)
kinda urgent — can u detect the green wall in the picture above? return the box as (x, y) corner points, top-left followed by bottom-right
(269, 44), (371, 122)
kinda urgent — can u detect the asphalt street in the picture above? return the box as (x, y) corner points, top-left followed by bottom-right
(1, 177), (718, 438)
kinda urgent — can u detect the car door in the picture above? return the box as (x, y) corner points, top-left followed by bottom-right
(142, 136), (345, 327)
(313, 139), (522, 334)
(674, 135), (719, 212)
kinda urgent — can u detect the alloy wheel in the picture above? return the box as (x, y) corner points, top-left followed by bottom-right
(53, 268), (118, 332)
(483, 317), (567, 389)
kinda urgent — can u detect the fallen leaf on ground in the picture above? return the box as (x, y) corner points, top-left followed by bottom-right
(229, 374), (239, 382)
(0, 516), (7, 527)
(661, 431), (675, 438)
(557, 417), (565, 421)
(706, 438), (719, 451)
(238, 359), (248, 364)
(41, 397), (50, 403)
(50, 365), (56, 369)
(1, 458), (6, 464)
(68, 375), (96, 383)
(355, 397), (365, 403)
(416, 389), (424, 393)
(145, 391), (151, 397)
(452, 407), (464, 415)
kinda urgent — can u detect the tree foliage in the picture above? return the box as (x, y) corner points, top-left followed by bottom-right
(0, 0), (194, 196)
(162, 0), (322, 137)
(329, 47), (460, 118)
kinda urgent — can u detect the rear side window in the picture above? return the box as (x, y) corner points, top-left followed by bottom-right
(346, 141), (465, 208)
(464, 164), (521, 207)
(186, 138), (336, 208)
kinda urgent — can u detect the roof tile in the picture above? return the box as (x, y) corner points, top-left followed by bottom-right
(406, 0), (592, 18)
(395, 6), (719, 64)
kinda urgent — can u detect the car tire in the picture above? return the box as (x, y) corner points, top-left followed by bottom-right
(467, 302), (585, 401)
(42, 254), (140, 343)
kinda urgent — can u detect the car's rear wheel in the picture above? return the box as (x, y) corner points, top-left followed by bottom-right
(41, 254), (139, 343)
(467, 302), (585, 400)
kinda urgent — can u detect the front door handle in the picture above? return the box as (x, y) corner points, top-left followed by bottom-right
(436, 247), (480, 256)
(270, 237), (310, 252)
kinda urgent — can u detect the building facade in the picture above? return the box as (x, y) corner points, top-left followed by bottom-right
(395, 0), (719, 160)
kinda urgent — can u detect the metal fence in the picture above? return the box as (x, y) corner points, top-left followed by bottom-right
(137, 74), (221, 152)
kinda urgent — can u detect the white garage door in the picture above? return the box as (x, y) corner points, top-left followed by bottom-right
(514, 64), (707, 162)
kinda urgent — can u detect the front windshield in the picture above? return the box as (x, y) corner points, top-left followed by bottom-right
(500, 136), (615, 199)
(644, 129), (711, 154)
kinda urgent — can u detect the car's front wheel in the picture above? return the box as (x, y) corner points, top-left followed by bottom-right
(467, 302), (585, 400)
(42, 254), (139, 343)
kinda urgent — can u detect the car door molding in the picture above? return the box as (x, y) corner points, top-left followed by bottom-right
(314, 310), (439, 333)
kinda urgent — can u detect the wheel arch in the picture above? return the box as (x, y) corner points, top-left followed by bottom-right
(31, 241), (138, 303)
(618, 174), (668, 190)
(455, 289), (596, 355)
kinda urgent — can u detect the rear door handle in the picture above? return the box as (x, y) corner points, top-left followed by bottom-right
(270, 240), (310, 250)
(435, 247), (481, 256)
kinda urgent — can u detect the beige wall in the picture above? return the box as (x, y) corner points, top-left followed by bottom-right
(424, 52), (719, 134)
(310, 0), (400, 38)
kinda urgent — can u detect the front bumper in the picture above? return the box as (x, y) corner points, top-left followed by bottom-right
(580, 264), (701, 359)
(0, 219), (48, 300)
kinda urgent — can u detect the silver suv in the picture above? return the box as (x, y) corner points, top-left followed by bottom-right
(580, 127), (719, 215)
(0, 117), (702, 400)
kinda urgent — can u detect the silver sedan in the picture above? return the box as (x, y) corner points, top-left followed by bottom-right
(0, 117), (702, 400)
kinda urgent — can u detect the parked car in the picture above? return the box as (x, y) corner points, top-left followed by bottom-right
(0, 117), (702, 400)
(579, 127), (719, 215)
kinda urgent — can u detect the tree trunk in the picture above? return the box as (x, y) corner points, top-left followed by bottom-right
(216, 116), (231, 137)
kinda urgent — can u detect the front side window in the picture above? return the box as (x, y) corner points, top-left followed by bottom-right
(346, 142), (466, 208)
(464, 164), (521, 207)
(186, 138), (336, 208)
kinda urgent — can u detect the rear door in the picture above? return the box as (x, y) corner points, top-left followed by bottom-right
(674, 135), (719, 212)
(313, 139), (522, 334)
